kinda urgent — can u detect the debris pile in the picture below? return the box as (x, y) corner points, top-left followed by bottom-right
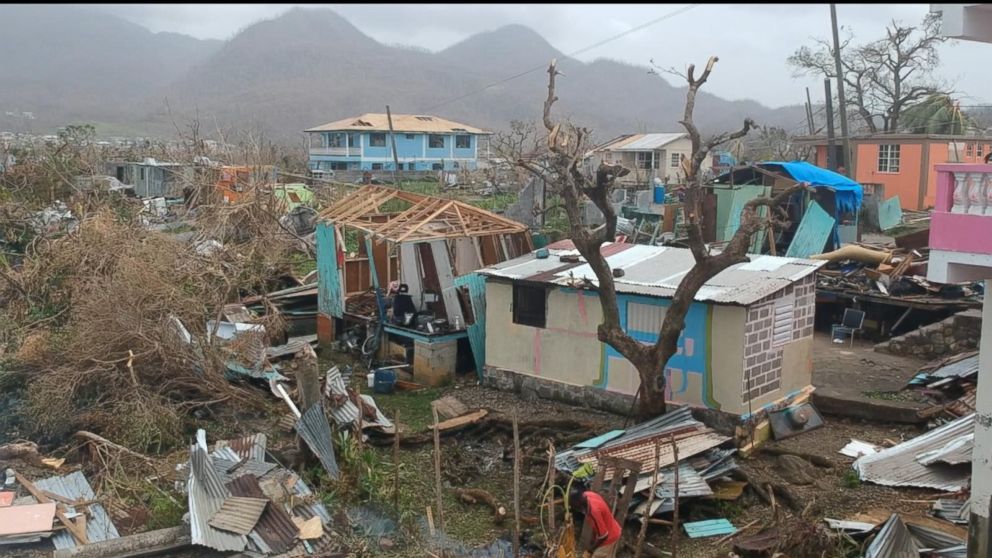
(555, 408), (738, 526)
(181, 428), (336, 556)
(907, 351), (978, 418)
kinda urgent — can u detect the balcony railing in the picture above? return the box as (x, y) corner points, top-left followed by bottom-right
(931, 164), (992, 255)
(309, 147), (361, 157)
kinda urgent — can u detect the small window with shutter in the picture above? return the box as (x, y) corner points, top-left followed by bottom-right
(771, 292), (795, 347)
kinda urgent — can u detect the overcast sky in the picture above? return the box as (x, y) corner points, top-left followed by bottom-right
(99, 3), (992, 108)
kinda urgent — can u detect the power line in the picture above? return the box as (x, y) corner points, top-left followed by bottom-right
(420, 4), (699, 113)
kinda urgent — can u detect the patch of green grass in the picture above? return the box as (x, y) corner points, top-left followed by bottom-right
(146, 489), (186, 530)
(472, 192), (517, 213)
(841, 469), (861, 489)
(288, 252), (317, 277)
(365, 387), (442, 433)
(861, 389), (917, 402)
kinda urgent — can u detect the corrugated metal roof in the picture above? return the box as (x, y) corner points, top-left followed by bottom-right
(905, 522), (966, 552)
(267, 336), (319, 359)
(227, 474), (297, 554)
(480, 244), (824, 306)
(595, 133), (687, 152)
(295, 403), (341, 480)
(33, 471), (119, 550)
(865, 514), (920, 558)
(932, 354), (980, 379)
(854, 414), (974, 492)
(208, 497), (268, 535)
(305, 113), (488, 134)
(188, 439), (248, 552)
(915, 433), (974, 466)
(933, 498), (970, 524)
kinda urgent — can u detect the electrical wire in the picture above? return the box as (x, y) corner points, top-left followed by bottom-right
(420, 4), (699, 112)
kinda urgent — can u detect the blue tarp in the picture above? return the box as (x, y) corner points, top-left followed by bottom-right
(763, 161), (864, 215)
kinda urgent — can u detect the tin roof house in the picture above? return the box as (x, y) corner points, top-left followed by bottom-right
(477, 241), (825, 418)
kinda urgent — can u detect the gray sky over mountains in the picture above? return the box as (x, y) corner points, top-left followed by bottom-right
(98, 3), (992, 109)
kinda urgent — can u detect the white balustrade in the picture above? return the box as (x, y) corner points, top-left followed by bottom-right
(968, 172), (987, 215)
(952, 171), (970, 213)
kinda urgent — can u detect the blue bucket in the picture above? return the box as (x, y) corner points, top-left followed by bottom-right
(653, 184), (666, 204)
(373, 368), (397, 394)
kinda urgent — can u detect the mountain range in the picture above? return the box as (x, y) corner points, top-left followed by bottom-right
(0, 5), (807, 145)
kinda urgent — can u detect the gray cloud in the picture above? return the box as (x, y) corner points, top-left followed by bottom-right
(95, 3), (992, 108)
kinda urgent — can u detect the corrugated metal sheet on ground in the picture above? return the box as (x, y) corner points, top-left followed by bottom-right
(683, 519), (737, 538)
(575, 430), (626, 449)
(915, 433), (973, 466)
(279, 501), (335, 558)
(839, 439), (880, 459)
(208, 497), (268, 535)
(906, 522), (966, 552)
(453, 273), (487, 378)
(480, 244), (823, 306)
(583, 431), (730, 480)
(267, 335), (318, 358)
(865, 514), (920, 558)
(933, 498), (970, 524)
(854, 414), (974, 492)
(633, 462), (712, 518)
(932, 354), (979, 379)
(325, 367), (394, 432)
(32, 471), (119, 549)
(295, 403), (340, 480)
(224, 433), (268, 462)
(210, 446), (277, 482)
(189, 443), (247, 552)
(227, 474), (297, 554)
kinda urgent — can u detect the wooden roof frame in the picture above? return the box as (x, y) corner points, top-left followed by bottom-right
(319, 185), (528, 243)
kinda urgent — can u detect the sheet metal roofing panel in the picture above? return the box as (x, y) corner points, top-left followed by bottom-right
(915, 433), (974, 466)
(208, 497), (268, 535)
(188, 445), (247, 552)
(933, 498), (971, 524)
(32, 471), (119, 549)
(932, 354), (980, 379)
(295, 403), (340, 480)
(601, 133), (686, 151)
(325, 367), (395, 433)
(225, 433), (268, 462)
(865, 514), (920, 558)
(480, 245), (824, 305)
(854, 414), (975, 492)
(227, 474), (297, 554)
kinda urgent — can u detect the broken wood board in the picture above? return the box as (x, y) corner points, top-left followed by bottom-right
(711, 480), (748, 501)
(431, 396), (469, 421)
(0, 502), (56, 536)
(436, 409), (488, 431)
(293, 516), (323, 540)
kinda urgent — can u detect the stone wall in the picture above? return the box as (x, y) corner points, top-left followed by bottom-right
(874, 309), (982, 360)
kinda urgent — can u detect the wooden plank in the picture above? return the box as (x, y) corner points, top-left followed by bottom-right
(453, 273), (487, 377)
(399, 242), (424, 309)
(683, 519), (736, 538)
(428, 240), (464, 328)
(316, 223), (345, 318)
(785, 200), (836, 258)
(11, 470), (88, 545)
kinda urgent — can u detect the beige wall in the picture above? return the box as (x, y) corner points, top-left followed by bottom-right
(485, 281), (758, 414)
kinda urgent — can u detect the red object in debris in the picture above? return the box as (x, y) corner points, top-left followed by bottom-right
(0, 491), (13, 507)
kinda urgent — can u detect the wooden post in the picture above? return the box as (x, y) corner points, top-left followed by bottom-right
(671, 434), (680, 558)
(432, 406), (445, 542)
(634, 440), (662, 558)
(385, 105), (401, 184)
(393, 410), (401, 516)
(512, 413), (521, 558)
(547, 442), (556, 533)
(356, 405), (364, 453)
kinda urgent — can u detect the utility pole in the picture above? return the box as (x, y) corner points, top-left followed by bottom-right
(824, 79), (837, 171)
(830, 4), (852, 175)
(805, 87), (815, 135)
(385, 105), (401, 183)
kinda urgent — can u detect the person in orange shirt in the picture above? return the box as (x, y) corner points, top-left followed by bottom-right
(570, 486), (622, 558)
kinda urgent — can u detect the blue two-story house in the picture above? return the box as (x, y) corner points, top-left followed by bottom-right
(305, 113), (490, 173)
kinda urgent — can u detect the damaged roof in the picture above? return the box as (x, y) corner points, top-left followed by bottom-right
(33, 471), (119, 550)
(480, 241), (824, 306)
(320, 185), (528, 242)
(305, 113), (488, 134)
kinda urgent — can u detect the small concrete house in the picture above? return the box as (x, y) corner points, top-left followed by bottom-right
(105, 159), (193, 198)
(305, 113), (490, 174)
(478, 241), (825, 419)
(587, 133), (713, 186)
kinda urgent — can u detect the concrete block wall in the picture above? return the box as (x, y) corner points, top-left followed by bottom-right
(874, 309), (982, 360)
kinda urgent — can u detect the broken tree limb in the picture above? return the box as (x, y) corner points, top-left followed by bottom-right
(810, 245), (892, 265)
(73, 431), (155, 464)
(454, 488), (508, 522)
(760, 447), (833, 469)
(52, 526), (191, 558)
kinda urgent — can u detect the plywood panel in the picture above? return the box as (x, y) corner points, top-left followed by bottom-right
(399, 242), (424, 307)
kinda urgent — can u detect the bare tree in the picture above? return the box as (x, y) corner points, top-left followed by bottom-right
(789, 13), (948, 133)
(514, 58), (803, 416)
(744, 126), (815, 163)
